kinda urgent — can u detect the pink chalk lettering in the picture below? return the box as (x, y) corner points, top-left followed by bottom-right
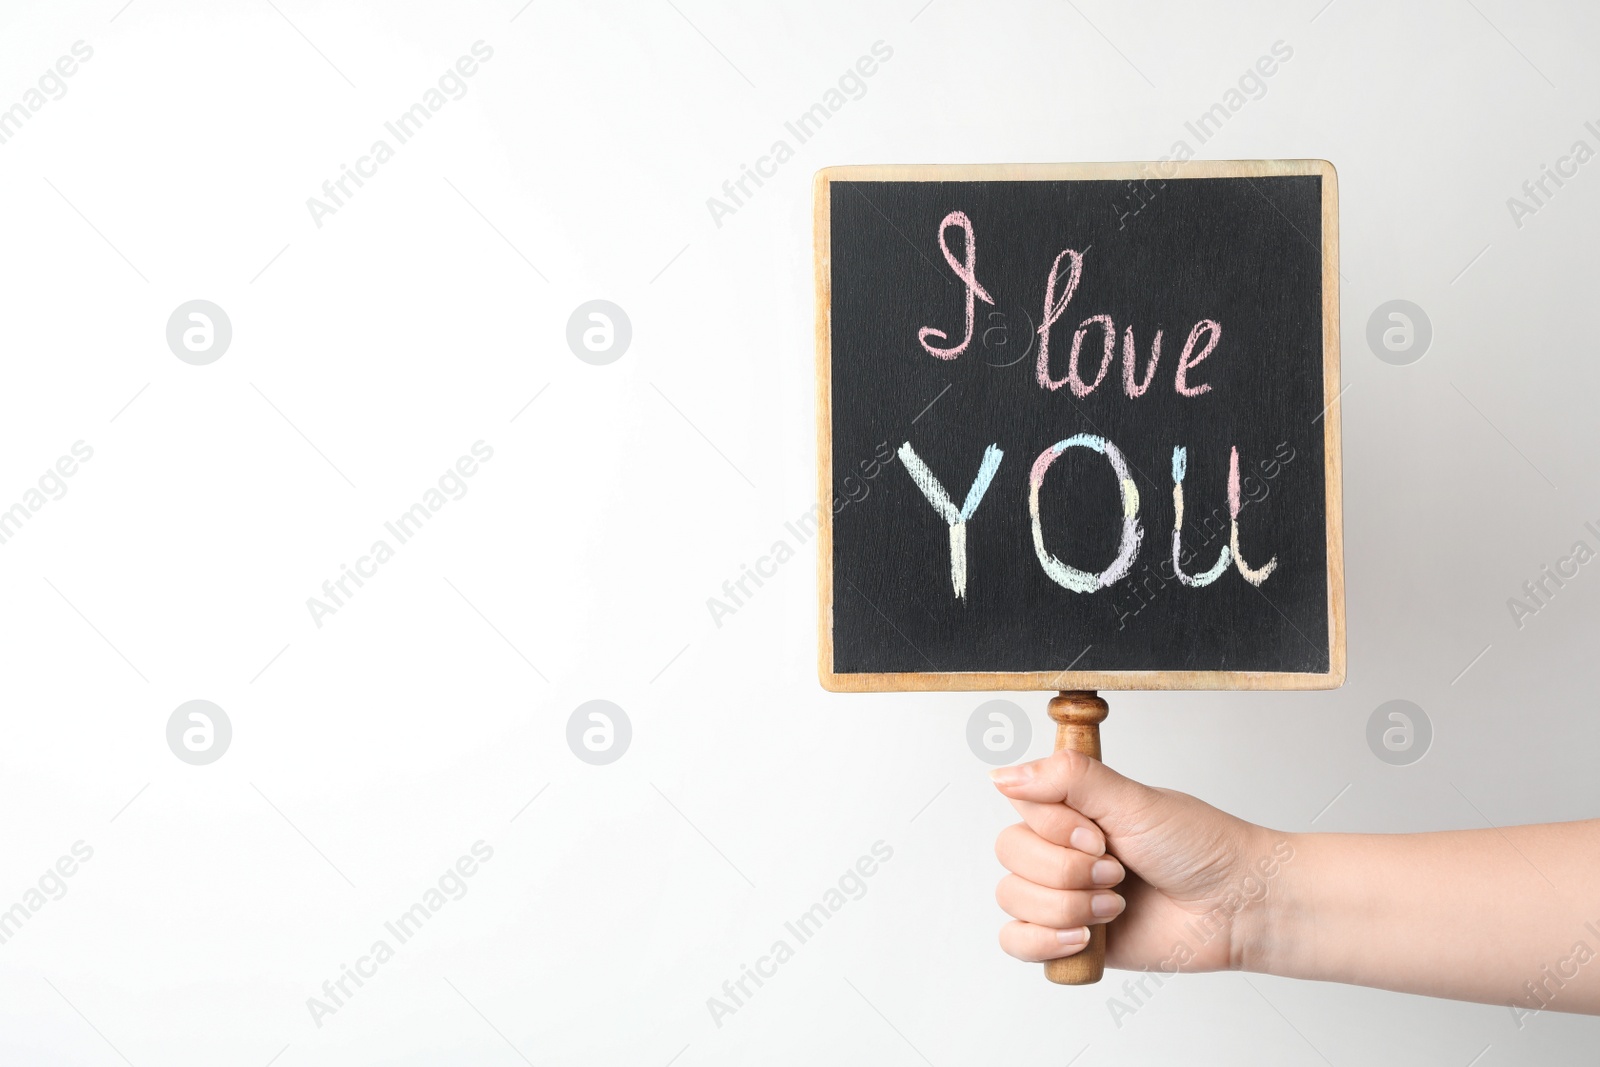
(1121, 326), (1163, 398)
(917, 210), (993, 360)
(1068, 314), (1117, 397)
(1174, 319), (1221, 397)
(1035, 249), (1084, 390)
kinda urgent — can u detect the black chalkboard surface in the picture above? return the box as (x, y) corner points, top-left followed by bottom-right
(815, 161), (1344, 692)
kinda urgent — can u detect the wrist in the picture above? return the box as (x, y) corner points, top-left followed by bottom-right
(1228, 826), (1306, 975)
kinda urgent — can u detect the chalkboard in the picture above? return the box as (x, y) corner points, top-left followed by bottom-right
(814, 161), (1344, 692)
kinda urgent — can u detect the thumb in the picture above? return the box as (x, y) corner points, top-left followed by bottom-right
(990, 750), (1161, 836)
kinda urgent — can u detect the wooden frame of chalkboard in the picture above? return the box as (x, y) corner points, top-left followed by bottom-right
(814, 160), (1345, 692)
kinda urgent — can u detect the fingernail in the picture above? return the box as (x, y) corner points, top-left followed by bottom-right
(1091, 892), (1125, 918)
(989, 764), (1029, 787)
(1069, 827), (1105, 856)
(1090, 859), (1123, 886)
(1056, 926), (1090, 946)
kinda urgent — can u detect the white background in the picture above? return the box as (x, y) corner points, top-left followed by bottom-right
(0, 0), (1598, 1064)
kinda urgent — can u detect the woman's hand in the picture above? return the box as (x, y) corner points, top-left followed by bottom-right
(991, 750), (1289, 973)
(993, 750), (1600, 1013)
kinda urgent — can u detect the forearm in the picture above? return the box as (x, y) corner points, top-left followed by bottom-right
(1240, 821), (1600, 1015)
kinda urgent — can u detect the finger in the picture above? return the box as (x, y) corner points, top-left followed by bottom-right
(989, 749), (1160, 829)
(996, 873), (1126, 928)
(1007, 796), (1106, 855)
(995, 823), (1126, 890)
(999, 920), (1092, 962)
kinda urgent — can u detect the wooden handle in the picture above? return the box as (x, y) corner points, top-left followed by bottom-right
(1044, 691), (1110, 986)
